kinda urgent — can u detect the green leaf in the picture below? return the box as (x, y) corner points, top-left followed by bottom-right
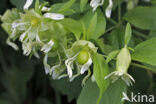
(58, 0), (76, 13)
(107, 27), (125, 49)
(35, 0), (40, 14)
(101, 79), (127, 104)
(82, 10), (106, 40)
(125, 23), (132, 46)
(132, 37), (156, 66)
(60, 18), (82, 39)
(77, 79), (127, 104)
(92, 9), (106, 40)
(148, 30), (156, 39)
(106, 50), (120, 64)
(124, 6), (156, 30)
(87, 12), (97, 40)
(95, 39), (115, 55)
(77, 80), (99, 104)
(10, 0), (26, 9)
(93, 53), (109, 104)
(50, 77), (83, 102)
(80, 0), (89, 12)
(1, 9), (20, 35)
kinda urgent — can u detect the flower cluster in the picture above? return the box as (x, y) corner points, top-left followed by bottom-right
(1, 0), (135, 86)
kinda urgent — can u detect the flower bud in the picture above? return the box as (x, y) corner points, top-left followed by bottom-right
(116, 46), (131, 73)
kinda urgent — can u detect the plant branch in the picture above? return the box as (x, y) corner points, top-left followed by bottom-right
(133, 30), (148, 39)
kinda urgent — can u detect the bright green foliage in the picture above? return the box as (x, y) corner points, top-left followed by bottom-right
(124, 6), (156, 30)
(77, 79), (127, 104)
(80, 0), (89, 12)
(58, 0), (76, 13)
(106, 50), (119, 64)
(132, 37), (156, 66)
(124, 23), (132, 46)
(93, 53), (109, 104)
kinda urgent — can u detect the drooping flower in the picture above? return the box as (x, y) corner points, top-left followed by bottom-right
(64, 40), (97, 81)
(105, 0), (113, 18)
(1, 9), (21, 50)
(104, 46), (135, 86)
(90, 0), (104, 12)
(24, 0), (33, 10)
(90, 0), (113, 18)
(41, 40), (54, 53)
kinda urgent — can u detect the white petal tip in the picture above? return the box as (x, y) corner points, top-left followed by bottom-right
(44, 13), (64, 20)
(23, 0), (33, 10)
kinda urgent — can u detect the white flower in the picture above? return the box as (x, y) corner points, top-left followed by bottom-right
(90, 0), (104, 12)
(24, 0), (33, 10)
(80, 57), (92, 74)
(41, 40), (54, 53)
(6, 38), (19, 50)
(11, 20), (27, 38)
(65, 53), (79, 78)
(104, 71), (135, 86)
(22, 41), (32, 56)
(65, 53), (93, 80)
(19, 26), (32, 42)
(33, 47), (40, 59)
(43, 54), (51, 74)
(104, 47), (135, 86)
(40, 6), (51, 12)
(43, 13), (64, 20)
(105, 0), (113, 18)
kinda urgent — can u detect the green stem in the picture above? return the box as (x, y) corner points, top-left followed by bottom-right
(96, 92), (103, 104)
(108, 18), (118, 25)
(105, 26), (117, 34)
(82, 69), (91, 86)
(118, 3), (121, 23)
(133, 30), (148, 39)
(131, 63), (156, 73)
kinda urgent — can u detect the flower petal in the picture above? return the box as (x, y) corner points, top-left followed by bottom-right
(44, 13), (64, 20)
(90, 0), (104, 12)
(41, 6), (51, 12)
(80, 57), (92, 74)
(43, 54), (50, 74)
(33, 47), (40, 59)
(41, 40), (54, 53)
(65, 54), (78, 78)
(11, 21), (28, 38)
(19, 26), (32, 42)
(6, 38), (19, 50)
(105, 0), (113, 18)
(24, 0), (33, 10)
(22, 41), (32, 56)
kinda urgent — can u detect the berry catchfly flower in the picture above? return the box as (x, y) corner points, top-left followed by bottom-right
(4, 0), (64, 57)
(104, 46), (135, 86)
(90, 0), (113, 18)
(90, 0), (104, 12)
(105, 23), (135, 86)
(64, 40), (98, 81)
